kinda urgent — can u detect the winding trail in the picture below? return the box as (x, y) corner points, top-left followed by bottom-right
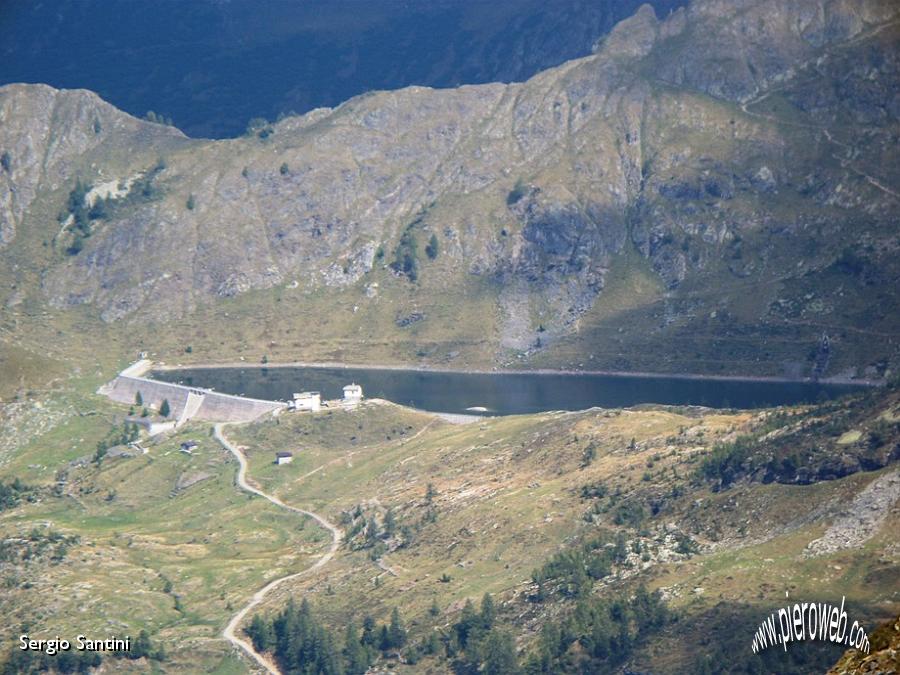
(214, 422), (343, 675)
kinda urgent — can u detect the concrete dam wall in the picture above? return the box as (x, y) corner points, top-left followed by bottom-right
(100, 364), (285, 423)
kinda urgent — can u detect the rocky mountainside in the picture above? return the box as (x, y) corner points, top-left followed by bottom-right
(1, 0), (898, 379)
(829, 614), (900, 674)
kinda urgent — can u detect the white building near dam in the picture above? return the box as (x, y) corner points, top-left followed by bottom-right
(342, 383), (363, 408)
(289, 391), (321, 412)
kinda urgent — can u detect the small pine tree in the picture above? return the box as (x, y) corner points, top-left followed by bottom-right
(344, 622), (369, 675)
(186, 194), (195, 210)
(384, 508), (397, 537)
(141, 407), (149, 417)
(425, 233), (439, 259)
(482, 629), (519, 675)
(480, 593), (496, 630)
(390, 227), (420, 281)
(365, 516), (380, 547)
(279, 162), (289, 175)
(425, 631), (441, 655)
(159, 399), (171, 418)
(133, 630), (152, 658)
(247, 615), (271, 652)
(378, 624), (391, 652)
(361, 615), (377, 647)
(135, 391), (143, 406)
(581, 443), (596, 468)
(425, 482), (437, 505)
(67, 234), (85, 256)
(456, 599), (478, 647)
(430, 598), (441, 617)
(388, 607), (407, 649)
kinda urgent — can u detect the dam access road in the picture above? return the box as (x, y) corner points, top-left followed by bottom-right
(214, 422), (343, 675)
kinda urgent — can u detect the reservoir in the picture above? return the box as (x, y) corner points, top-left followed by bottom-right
(150, 365), (867, 416)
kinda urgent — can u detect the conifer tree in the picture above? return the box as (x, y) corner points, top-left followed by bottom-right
(425, 233), (440, 259)
(481, 593), (496, 630)
(384, 508), (397, 537)
(456, 599), (478, 647)
(482, 629), (519, 675)
(361, 615), (377, 648)
(365, 516), (380, 547)
(343, 622), (369, 675)
(388, 607), (407, 649)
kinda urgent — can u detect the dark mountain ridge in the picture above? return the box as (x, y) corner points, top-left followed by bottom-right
(0, 0), (683, 139)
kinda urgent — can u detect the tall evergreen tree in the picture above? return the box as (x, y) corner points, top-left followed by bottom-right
(247, 614), (271, 652)
(361, 615), (377, 648)
(481, 629), (519, 675)
(378, 625), (391, 652)
(456, 599), (479, 648)
(481, 593), (496, 630)
(388, 607), (407, 649)
(384, 508), (397, 537)
(365, 516), (380, 547)
(425, 232), (440, 259)
(343, 623), (369, 675)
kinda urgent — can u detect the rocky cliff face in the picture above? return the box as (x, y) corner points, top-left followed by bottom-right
(1, 0), (898, 377)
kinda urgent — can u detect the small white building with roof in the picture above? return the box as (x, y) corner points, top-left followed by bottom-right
(342, 383), (363, 407)
(290, 391), (321, 412)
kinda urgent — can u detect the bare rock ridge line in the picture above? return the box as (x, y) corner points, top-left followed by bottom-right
(214, 422), (343, 675)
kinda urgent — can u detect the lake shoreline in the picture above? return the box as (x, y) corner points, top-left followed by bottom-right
(152, 360), (881, 387)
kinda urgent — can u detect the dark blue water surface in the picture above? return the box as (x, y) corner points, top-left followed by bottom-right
(150, 366), (866, 416)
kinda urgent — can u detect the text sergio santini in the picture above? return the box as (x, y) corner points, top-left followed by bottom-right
(20, 634), (131, 655)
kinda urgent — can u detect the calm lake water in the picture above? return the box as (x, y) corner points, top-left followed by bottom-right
(150, 366), (866, 416)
